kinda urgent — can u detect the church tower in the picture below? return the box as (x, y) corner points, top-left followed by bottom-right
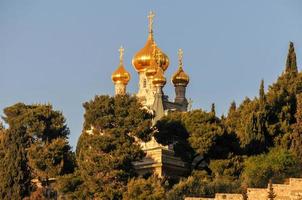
(111, 46), (131, 95)
(132, 11), (169, 106)
(172, 49), (190, 111)
(111, 12), (191, 179)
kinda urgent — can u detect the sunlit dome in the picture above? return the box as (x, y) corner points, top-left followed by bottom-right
(132, 11), (169, 73)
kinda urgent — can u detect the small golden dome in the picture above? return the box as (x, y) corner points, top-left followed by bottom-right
(112, 46), (131, 85)
(112, 64), (130, 85)
(172, 49), (189, 86)
(152, 67), (166, 86)
(132, 12), (169, 72)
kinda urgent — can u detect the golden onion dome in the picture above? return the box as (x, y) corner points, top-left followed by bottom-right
(132, 11), (169, 72)
(172, 49), (189, 86)
(152, 67), (166, 86)
(145, 44), (159, 78)
(111, 46), (131, 85)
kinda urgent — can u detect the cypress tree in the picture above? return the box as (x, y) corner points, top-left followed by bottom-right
(229, 101), (236, 114)
(285, 41), (298, 74)
(267, 179), (276, 200)
(241, 184), (248, 200)
(259, 79), (266, 106)
(0, 127), (31, 199)
(211, 103), (216, 116)
(290, 93), (302, 159)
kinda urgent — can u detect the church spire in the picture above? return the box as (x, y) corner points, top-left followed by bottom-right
(111, 46), (130, 95)
(172, 49), (189, 86)
(172, 49), (189, 109)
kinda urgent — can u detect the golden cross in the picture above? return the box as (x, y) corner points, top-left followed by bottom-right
(148, 11), (155, 33)
(178, 48), (183, 68)
(119, 46), (124, 63)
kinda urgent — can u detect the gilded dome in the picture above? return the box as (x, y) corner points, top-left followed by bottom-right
(152, 67), (166, 86)
(132, 12), (169, 72)
(145, 44), (159, 78)
(172, 49), (189, 86)
(172, 67), (189, 86)
(112, 64), (130, 85)
(112, 46), (131, 85)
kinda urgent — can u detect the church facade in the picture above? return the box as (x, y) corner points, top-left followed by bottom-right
(111, 11), (190, 178)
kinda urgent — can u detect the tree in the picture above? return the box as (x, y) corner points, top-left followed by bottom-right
(259, 79), (266, 106)
(267, 179), (276, 200)
(241, 183), (248, 200)
(211, 103), (216, 116)
(285, 42), (298, 74)
(76, 95), (153, 199)
(0, 103), (75, 199)
(55, 170), (86, 199)
(123, 176), (165, 200)
(290, 93), (302, 159)
(241, 147), (301, 188)
(166, 170), (240, 200)
(265, 42), (302, 147)
(0, 104), (32, 199)
(154, 111), (194, 165)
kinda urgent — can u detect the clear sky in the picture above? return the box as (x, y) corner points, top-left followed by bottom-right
(1, 0), (302, 149)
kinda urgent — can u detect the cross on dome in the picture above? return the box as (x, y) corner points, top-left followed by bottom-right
(178, 49), (183, 68)
(119, 46), (124, 64)
(148, 11), (155, 33)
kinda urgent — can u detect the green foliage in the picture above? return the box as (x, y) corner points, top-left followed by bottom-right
(154, 112), (194, 164)
(259, 79), (266, 105)
(265, 61), (302, 147)
(28, 138), (75, 179)
(241, 147), (301, 187)
(166, 171), (241, 200)
(0, 127), (32, 199)
(285, 42), (298, 74)
(55, 170), (87, 199)
(76, 95), (153, 199)
(0, 103), (74, 199)
(184, 110), (224, 157)
(123, 176), (165, 200)
(82, 95), (153, 141)
(210, 155), (245, 178)
(290, 93), (302, 159)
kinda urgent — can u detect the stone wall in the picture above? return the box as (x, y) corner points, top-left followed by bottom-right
(185, 178), (302, 200)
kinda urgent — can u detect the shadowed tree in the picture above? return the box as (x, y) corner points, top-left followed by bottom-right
(0, 103), (75, 199)
(76, 95), (153, 199)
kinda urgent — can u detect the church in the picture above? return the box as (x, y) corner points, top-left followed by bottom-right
(111, 11), (191, 178)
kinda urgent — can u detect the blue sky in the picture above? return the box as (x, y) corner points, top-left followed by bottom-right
(1, 0), (302, 149)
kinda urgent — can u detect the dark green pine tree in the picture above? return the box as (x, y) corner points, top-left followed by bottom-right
(267, 179), (276, 200)
(285, 42), (298, 74)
